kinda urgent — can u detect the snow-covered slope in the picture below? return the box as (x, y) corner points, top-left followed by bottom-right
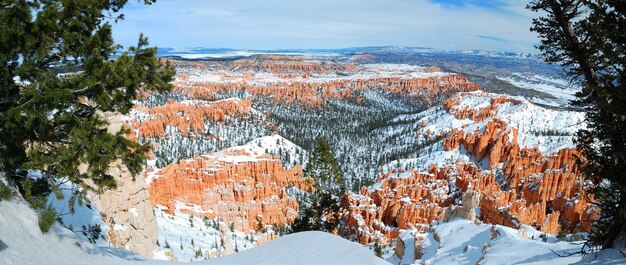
(343, 90), (591, 249)
(0, 199), (143, 265)
(199, 231), (390, 265)
(0, 199), (389, 265)
(497, 73), (578, 108)
(391, 218), (585, 265)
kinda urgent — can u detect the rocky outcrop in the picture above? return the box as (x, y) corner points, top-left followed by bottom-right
(148, 146), (311, 233)
(443, 95), (522, 122)
(130, 98), (260, 139)
(343, 92), (593, 244)
(343, 167), (451, 244)
(85, 112), (159, 257)
(444, 190), (481, 222)
(88, 162), (159, 257)
(170, 57), (480, 109)
(395, 230), (424, 264)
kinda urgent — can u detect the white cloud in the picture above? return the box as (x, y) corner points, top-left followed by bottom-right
(112, 0), (540, 53)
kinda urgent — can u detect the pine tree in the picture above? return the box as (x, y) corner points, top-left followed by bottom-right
(304, 138), (344, 193)
(0, 1), (174, 231)
(292, 138), (344, 233)
(529, 0), (626, 249)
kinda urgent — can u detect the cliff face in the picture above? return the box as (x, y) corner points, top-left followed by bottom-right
(148, 136), (311, 234)
(343, 92), (592, 244)
(171, 57), (480, 110)
(84, 112), (159, 257)
(89, 162), (159, 257)
(130, 98), (257, 139)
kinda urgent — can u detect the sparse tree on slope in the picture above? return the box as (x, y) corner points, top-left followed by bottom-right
(0, 0), (174, 231)
(529, 0), (626, 249)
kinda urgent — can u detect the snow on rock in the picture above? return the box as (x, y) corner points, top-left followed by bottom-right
(416, 219), (584, 265)
(0, 199), (389, 265)
(343, 91), (593, 245)
(148, 135), (311, 260)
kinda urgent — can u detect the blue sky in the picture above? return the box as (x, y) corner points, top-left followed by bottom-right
(112, 0), (539, 53)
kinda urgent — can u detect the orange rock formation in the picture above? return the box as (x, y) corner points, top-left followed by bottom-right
(129, 98), (268, 139)
(343, 94), (593, 244)
(148, 149), (311, 233)
(169, 57), (480, 109)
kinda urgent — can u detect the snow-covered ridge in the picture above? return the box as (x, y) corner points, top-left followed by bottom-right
(497, 73), (579, 108)
(376, 90), (583, 175)
(418, 91), (584, 154)
(178, 62), (453, 85)
(145, 134), (305, 184)
(215, 134), (307, 167)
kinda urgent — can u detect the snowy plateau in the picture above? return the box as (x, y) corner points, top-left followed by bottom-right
(1, 48), (625, 265)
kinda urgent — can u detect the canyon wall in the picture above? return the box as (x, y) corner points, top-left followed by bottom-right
(84, 112), (159, 257)
(343, 92), (593, 244)
(148, 140), (311, 233)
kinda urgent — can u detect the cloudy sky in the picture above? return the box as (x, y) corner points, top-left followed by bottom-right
(112, 0), (540, 53)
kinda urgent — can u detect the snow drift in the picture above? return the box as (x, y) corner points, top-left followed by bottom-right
(0, 199), (389, 265)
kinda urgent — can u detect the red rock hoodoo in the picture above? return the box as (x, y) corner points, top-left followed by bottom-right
(343, 93), (593, 244)
(148, 148), (311, 233)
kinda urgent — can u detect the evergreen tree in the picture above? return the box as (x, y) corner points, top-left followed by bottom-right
(529, 0), (626, 249)
(0, 1), (174, 231)
(304, 138), (344, 193)
(292, 138), (344, 232)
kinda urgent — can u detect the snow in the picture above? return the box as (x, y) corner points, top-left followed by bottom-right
(0, 198), (390, 265)
(412, 219), (584, 265)
(0, 199), (144, 265)
(199, 231), (390, 265)
(404, 91), (583, 160)
(575, 246), (626, 264)
(178, 62), (455, 87)
(497, 74), (578, 108)
(44, 176), (110, 246)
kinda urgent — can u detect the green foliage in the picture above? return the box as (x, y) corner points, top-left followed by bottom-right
(293, 138), (346, 233)
(373, 241), (384, 258)
(80, 224), (102, 244)
(0, 1), (173, 232)
(0, 181), (11, 200)
(557, 224), (568, 241)
(38, 206), (57, 233)
(291, 190), (342, 233)
(304, 138), (344, 193)
(529, 0), (626, 249)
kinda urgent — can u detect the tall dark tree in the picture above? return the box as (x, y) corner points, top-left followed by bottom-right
(0, 0), (174, 231)
(529, 0), (626, 249)
(292, 138), (345, 232)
